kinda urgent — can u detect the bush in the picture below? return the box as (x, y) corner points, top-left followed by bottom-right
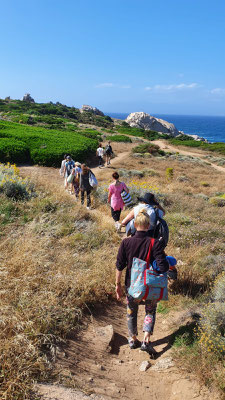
(118, 168), (144, 178)
(0, 138), (30, 164)
(0, 163), (35, 200)
(166, 167), (174, 180)
(0, 120), (98, 167)
(107, 135), (132, 143)
(209, 197), (225, 207)
(132, 143), (165, 156)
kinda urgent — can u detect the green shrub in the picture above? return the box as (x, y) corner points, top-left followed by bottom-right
(209, 197), (225, 207)
(0, 120), (98, 167)
(118, 168), (144, 178)
(0, 138), (30, 163)
(169, 138), (225, 156)
(142, 168), (160, 177)
(117, 125), (170, 140)
(132, 143), (165, 156)
(0, 163), (35, 200)
(166, 167), (174, 180)
(200, 181), (210, 187)
(107, 135), (132, 142)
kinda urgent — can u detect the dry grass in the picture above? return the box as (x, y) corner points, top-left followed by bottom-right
(0, 144), (225, 398)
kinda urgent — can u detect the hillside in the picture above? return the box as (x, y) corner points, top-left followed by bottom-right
(0, 102), (225, 400)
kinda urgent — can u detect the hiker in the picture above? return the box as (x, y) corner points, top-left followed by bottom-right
(73, 162), (82, 199)
(96, 143), (104, 168)
(116, 209), (169, 355)
(108, 172), (129, 231)
(60, 154), (67, 178)
(105, 141), (113, 165)
(64, 156), (75, 190)
(80, 164), (92, 209)
(121, 192), (166, 238)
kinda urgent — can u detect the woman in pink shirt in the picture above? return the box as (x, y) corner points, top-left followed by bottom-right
(108, 172), (129, 231)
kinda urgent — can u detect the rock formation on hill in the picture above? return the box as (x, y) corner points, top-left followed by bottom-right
(22, 93), (35, 103)
(126, 112), (179, 136)
(80, 105), (104, 116)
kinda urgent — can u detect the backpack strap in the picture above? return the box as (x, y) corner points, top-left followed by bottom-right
(145, 238), (155, 269)
(143, 238), (155, 301)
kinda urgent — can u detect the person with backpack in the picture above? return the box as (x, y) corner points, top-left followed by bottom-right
(80, 164), (93, 209)
(121, 192), (168, 245)
(63, 156), (75, 191)
(116, 209), (169, 355)
(105, 141), (113, 165)
(96, 143), (104, 168)
(108, 172), (129, 231)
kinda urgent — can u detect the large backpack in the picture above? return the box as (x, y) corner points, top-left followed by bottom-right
(153, 208), (169, 246)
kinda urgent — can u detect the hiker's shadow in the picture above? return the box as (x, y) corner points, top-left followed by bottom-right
(151, 333), (174, 359)
(111, 332), (128, 355)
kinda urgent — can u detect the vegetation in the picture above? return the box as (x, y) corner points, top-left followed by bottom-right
(132, 143), (165, 156)
(169, 137), (225, 156)
(0, 120), (98, 166)
(0, 99), (113, 128)
(106, 134), (132, 142)
(117, 123), (171, 140)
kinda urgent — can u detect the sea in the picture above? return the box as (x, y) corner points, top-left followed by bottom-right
(106, 113), (225, 143)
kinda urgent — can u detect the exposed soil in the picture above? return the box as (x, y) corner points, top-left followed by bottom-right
(20, 145), (223, 400)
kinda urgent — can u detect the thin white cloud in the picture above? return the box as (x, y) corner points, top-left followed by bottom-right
(95, 83), (131, 89)
(95, 83), (115, 88)
(210, 88), (225, 95)
(145, 83), (199, 91)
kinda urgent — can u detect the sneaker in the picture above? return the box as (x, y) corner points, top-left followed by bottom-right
(128, 338), (140, 350)
(116, 222), (121, 232)
(86, 206), (90, 210)
(141, 341), (157, 356)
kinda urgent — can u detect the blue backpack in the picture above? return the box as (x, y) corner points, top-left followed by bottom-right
(128, 238), (168, 302)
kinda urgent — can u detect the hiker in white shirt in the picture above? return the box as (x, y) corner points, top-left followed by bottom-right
(96, 144), (104, 168)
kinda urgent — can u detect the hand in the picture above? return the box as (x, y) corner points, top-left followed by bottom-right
(116, 283), (123, 300)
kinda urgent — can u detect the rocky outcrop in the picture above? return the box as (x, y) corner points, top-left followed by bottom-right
(22, 93), (35, 103)
(80, 105), (104, 116)
(125, 112), (179, 136)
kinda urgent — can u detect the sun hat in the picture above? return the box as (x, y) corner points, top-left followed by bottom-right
(137, 192), (158, 206)
(66, 156), (71, 160)
(75, 162), (81, 167)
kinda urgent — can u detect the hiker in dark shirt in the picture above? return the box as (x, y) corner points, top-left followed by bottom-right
(80, 164), (92, 209)
(116, 209), (169, 355)
(105, 141), (113, 165)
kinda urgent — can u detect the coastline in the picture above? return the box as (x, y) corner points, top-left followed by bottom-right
(106, 112), (225, 143)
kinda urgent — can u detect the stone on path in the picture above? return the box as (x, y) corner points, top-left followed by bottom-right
(139, 361), (151, 372)
(94, 325), (114, 352)
(151, 357), (174, 371)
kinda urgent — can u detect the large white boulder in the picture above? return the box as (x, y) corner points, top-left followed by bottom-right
(125, 112), (179, 136)
(80, 104), (104, 116)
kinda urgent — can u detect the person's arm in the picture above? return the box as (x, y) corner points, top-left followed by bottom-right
(121, 209), (134, 226)
(152, 240), (169, 273)
(157, 204), (165, 216)
(63, 164), (67, 177)
(116, 239), (127, 299)
(115, 270), (123, 300)
(108, 185), (112, 204)
(123, 182), (129, 193)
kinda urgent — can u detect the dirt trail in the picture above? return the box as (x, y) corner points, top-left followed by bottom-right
(20, 152), (221, 400)
(154, 140), (225, 173)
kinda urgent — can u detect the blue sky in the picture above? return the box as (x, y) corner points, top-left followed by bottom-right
(1, 0), (225, 115)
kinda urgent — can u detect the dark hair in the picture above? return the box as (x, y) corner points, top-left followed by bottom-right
(64, 154), (67, 159)
(112, 172), (119, 180)
(81, 163), (89, 174)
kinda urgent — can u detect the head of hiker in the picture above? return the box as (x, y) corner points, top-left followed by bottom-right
(134, 209), (150, 231)
(138, 192), (159, 206)
(81, 164), (89, 174)
(112, 171), (119, 181)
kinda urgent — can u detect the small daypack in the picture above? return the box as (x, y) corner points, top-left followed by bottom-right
(128, 238), (168, 302)
(153, 208), (169, 246)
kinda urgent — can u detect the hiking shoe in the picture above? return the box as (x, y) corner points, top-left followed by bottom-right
(128, 338), (141, 349)
(86, 206), (90, 210)
(141, 341), (157, 356)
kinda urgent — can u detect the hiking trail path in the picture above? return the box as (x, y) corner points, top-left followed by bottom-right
(19, 146), (223, 400)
